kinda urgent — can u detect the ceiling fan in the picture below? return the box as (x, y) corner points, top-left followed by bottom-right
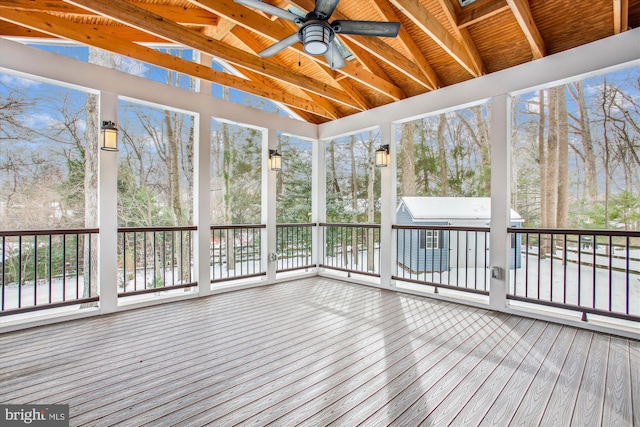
(234, 0), (401, 69)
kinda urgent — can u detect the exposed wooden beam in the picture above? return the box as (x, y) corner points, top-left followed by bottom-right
(0, 20), (61, 39)
(0, 7), (335, 120)
(64, 0), (364, 110)
(230, 25), (344, 119)
(340, 40), (390, 80)
(0, 0), (91, 15)
(347, 34), (436, 89)
(457, 0), (509, 29)
(390, 0), (482, 77)
(0, 0), (219, 26)
(189, 0), (406, 102)
(370, 0), (441, 89)
(507, 0), (545, 59)
(437, 0), (486, 75)
(613, 0), (629, 34)
(203, 17), (236, 41)
(230, 20), (370, 112)
(286, 0), (434, 90)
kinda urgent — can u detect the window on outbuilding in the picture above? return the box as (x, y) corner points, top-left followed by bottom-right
(419, 230), (441, 249)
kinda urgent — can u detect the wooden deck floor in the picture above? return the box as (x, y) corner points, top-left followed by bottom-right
(1, 277), (638, 426)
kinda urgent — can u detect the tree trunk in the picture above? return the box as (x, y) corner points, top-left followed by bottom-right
(222, 87), (234, 266)
(601, 79), (612, 227)
(556, 87), (569, 228)
(349, 135), (358, 266)
(400, 122), (416, 196)
(570, 81), (598, 202)
(538, 90), (547, 231)
(472, 105), (491, 195)
(437, 115), (449, 196)
(366, 132), (376, 271)
(164, 110), (183, 224)
(328, 140), (340, 194)
(510, 98), (519, 210)
(544, 87), (560, 257)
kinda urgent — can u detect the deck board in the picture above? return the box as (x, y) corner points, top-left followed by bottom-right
(541, 331), (593, 426)
(602, 336), (633, 427)
(566, 333), (609, 426)
(0, 277), (638, 427)
(450, 322), (562, 425)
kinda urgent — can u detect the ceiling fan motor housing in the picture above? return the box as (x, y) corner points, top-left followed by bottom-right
(299, 21), (335, 55)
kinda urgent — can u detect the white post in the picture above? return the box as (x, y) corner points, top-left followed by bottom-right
(263, 129), (277, 283)
(312, 137), (326, 270)
(379, 122), (396, 286)
(489, 94), (511, 310)
(98, 92), (119, 313)
(195, 53), (212, 297)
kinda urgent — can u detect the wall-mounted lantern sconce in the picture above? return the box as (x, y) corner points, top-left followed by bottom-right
(100, 120), (119, 152)
(269, 149), (282, 171)
(375, 144), (389, 167)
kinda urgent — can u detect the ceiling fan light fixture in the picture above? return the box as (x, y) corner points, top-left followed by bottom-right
(302, 23), (333, 55)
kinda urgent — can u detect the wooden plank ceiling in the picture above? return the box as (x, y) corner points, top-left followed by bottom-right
(0, 0), (637, 124)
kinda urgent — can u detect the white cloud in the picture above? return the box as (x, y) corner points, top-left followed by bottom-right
(521, 92), (544, 114)
(113, 55), (150, 77)
(0, 74), (41, 88)
(18, 113), (62, 129)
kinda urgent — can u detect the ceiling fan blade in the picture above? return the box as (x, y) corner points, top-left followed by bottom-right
(332, 20), (401, 37)
(314, 0), (340, 19)
(324, 41), (346, 70)
(258, 33), (300, 58)
(234, 0), (301, 23)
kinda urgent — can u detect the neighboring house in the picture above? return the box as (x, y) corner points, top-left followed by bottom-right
(396, 197), (524, 272)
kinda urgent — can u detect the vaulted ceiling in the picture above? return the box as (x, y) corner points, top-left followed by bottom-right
(0, 0), (637, 124)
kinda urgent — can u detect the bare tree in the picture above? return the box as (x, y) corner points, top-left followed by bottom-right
(349, 134), (358, 266)
(567, 81), (598, 202)
(400, 121), (416, 196)
(437, 115), (449, 196)
(364, 131), (376, 272)
(556, 87), (569, 228)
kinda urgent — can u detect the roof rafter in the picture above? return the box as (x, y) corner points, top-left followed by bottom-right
(286, 0), (434, 91)
(390, 0), (483, 77)
(189, 0), (406, 102)
(507, 0), (545, 59)
(1, 0), (220, 27)
(437, 0), (486, 75)
(0, 7), (335, 120)
(229, 25), (343, 119)
(613, 0), (629, 34)
(229, 20), (370, 111)
(64, 0), (364, 110)
(370, 0), (441, 89)
(457, 0), (509, 29)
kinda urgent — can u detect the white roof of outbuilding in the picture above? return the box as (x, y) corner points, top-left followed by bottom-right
(398, 197), (523, 221)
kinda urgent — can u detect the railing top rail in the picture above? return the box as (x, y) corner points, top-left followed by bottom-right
(393, 224), (489, 232)
(319, 222), (381, 228)
(210, 224), (266, 230)
(509, 227), (640, 238)
(276, 223), (317, 227)
(119, 225), (197, 232)
(0, 228), (100, 237)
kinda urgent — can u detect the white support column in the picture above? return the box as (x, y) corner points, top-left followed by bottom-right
(195, 53), (212, 297)
(98, 92), (119, 313)
(489, 94), (512, 310)
(312, 138), (326, 270)
(379, 122), (396, 286)
(262, 129), (278, 283)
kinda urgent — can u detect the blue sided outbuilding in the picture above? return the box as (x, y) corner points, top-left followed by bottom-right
(396, 197), (524, 273)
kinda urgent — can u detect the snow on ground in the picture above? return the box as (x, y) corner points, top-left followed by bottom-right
(2, 249), (638, 318)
